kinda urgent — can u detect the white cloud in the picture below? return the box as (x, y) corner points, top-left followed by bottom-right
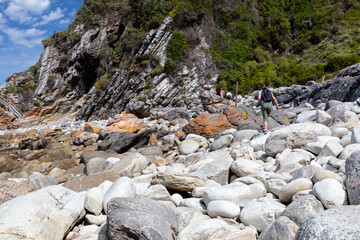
(59, 18), (70, 25)
(12, 0), (50, 15)
(4, 2), (34, 23)
(4, 0), (50, 24)
(0, 34), (3, 44)
(33, 7), (64, 27)
(1, 27), (46, 47)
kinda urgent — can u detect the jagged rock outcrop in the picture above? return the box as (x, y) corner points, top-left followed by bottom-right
(5, 12), (218, 121)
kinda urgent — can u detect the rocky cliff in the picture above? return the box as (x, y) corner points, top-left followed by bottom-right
(4, 7), (219, 121)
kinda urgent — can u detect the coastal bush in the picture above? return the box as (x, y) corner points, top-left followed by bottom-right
(95, 74), (110, 95)
(152, 65), (164, 76)
(33, 101), (40, 107)
(167, 32), (190, 60)
(28, 64), (40, 74)
(325, 54), (360, 72)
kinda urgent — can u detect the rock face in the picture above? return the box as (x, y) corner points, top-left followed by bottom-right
(0, 185), (85, 240)
(107, 197), (178, 240)
(295, 205), (360, 240)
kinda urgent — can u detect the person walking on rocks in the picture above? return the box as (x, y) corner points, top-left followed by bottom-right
(226, 91), (232, 101)
(220, 88), (225, 99)
(258, 84), (279, 134)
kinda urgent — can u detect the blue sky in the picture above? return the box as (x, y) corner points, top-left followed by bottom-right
(0, 0), (83, 85)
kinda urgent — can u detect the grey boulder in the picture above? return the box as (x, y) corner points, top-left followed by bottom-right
(107, 197), (178, 240)
(295, 205), (360, 240)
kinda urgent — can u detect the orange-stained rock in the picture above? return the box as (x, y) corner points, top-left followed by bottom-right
(25, 129), (37, 135)
(39, 106), (56, 116)
(182, 113), (234, 139)
(101, 114), (146, 135)
(148, 134), (158, 146)
(24, 107), (41, 117)
(71, 130), (81, 137)
(173, 128), (187, 140)
(111, 119), (145, 132)
(12, 116), (42, 128)
(43, 115), (61, 123)
(107, 114), (140, 126)
(0, 109), (16, 124)
(40, 127), (52, 133)
(24, 105), (56, 117)
(84, 122), (102, 133)
(223, 106), (263, 130)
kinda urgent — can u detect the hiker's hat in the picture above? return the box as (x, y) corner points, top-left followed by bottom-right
(261, 84), (267, 89)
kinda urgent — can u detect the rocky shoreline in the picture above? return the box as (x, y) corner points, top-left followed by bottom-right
(0, 85), (360, 240)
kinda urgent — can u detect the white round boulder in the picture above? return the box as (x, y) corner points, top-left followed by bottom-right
(279, 178), (313, 204)
(313, 178), (347, 209)
(103, 177), (136, 213)
(265, 178), (287, 197)
(84, 187), (104, 216)
(230, 158), (263, 177)
(202, 182), (251, 206)
(240, 201), (276, 232)
(207, 200), (240, 218)
(177, 218), (256, 240)
(179, 139), (200, 155)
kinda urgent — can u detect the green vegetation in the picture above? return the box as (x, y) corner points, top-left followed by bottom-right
(23, 82), (37, 92)
(95, 74), (111, 95)
(28, 64), (40, 74)
(145, 77), (152, 93)
(6, 86), (24, 94)
(152, 65), (164, 76)
(209, 0), (360, 94)
(167, 32), (190, 60)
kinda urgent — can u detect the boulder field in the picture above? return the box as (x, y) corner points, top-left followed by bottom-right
(0, 95), (360, 240)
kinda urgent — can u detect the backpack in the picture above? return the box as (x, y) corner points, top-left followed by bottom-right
(261, 89), (272, 103)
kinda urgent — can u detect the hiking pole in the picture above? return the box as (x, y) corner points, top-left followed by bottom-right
(235, 81), (238, 107)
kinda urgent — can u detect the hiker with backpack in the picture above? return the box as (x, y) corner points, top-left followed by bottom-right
(258, 84), (279, 134)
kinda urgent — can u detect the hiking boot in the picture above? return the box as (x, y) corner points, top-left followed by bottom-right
(262, 128), (268, 134)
